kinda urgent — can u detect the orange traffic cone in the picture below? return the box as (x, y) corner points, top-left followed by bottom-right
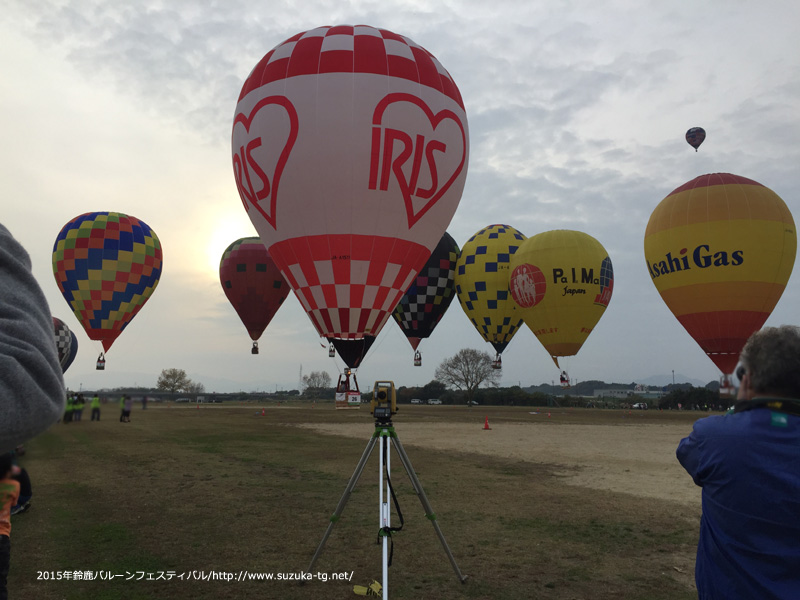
(261, 408), (265, 416)
(483, 416), (491, 430)
(547, 412), (551, 418)
(196, 402), (199, 410)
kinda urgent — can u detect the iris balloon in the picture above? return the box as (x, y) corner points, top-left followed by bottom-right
(232, 25), (469, 368)
(455, 225), (526, 368)
(219, 237), (290, 354)
(509, 230), (614, 381)
(644, 173), (796, 375)
(52, 212), (163, 367)
(392, 232), (459, 365)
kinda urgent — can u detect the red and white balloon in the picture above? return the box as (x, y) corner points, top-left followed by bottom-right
(232, 25), (469, 364)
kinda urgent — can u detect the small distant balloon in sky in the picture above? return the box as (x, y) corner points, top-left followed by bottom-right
(685, 127), (706, 151)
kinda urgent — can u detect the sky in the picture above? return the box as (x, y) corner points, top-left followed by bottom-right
(2, 0), (799, 393)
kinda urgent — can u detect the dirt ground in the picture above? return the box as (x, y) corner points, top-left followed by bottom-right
(13, 405), (704, 599)
(296, 418), (702, 507)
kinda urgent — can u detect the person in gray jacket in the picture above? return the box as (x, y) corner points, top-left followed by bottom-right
(0, 224), (65, 452)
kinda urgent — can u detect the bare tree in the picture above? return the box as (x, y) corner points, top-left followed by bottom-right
(185, 381), (205, 395)
(157, 368), (191, 394)
(302, 371), (332, 390)
(435, 349), (500, 405)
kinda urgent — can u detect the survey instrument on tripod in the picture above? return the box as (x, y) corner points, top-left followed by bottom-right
(307, 381), (466, 599)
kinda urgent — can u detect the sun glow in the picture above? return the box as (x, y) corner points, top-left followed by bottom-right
(205, 211), (259, 275)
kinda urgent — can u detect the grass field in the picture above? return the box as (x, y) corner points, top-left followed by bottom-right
(11, 403), (704, 599)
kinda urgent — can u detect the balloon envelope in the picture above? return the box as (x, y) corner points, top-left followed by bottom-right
(52, 317), (73, 372)
(392, 232), (459, 350)
(644, 173), (796, 373)
(219, 237), (289, 343)
(232, 25), (469, 367)
(509, 230), (614, 365)
(65, 330), (78, 373)
(455, 225), (526, 354)
(52, 212), (163, 352)
(685, 127), (706, 151)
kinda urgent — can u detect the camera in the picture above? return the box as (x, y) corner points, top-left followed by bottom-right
(371, 381), (397, 422)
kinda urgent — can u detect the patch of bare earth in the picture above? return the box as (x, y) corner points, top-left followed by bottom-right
(295, 421), (702, 506)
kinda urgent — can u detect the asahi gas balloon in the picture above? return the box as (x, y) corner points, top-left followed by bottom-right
(232, 25), (469, 368)
(644, 173), (796, 374)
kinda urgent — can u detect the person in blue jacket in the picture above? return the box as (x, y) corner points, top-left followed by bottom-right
(677, 325), (800, 600)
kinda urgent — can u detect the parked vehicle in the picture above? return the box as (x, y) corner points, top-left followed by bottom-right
(632, 402), (648, 410)
(428, 399), (442, 405)
(410, 399), (423, 404)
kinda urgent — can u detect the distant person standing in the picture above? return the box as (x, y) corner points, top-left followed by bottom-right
(0, 224), (65, 452)
(90, 395), (101, 421)
(73, 394), (85, 422)
(119, 396), (126, 423)
(141, 396), (148, 410)
(677, 326), (800, 600)
(121, 396), (132, 423)
(63, 394), (74, 424)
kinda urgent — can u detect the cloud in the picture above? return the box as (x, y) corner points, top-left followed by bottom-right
(3, 1), (799, 389)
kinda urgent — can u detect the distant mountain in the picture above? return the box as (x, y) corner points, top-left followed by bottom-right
(637, 373), (707, 387)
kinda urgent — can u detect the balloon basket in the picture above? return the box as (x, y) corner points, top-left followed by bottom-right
(96, 353), (106, 371)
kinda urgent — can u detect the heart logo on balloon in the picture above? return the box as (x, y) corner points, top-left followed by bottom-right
(232, 96), (299, 230)
(368, 93), (466, 229)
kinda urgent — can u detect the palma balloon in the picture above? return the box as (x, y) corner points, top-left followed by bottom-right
(644, 173), (796, 374)
(219, 237), (289, 353)
(52, 212), (163, 360)
(509, 230), (614, 366)
(455, 225), (526, 359)
(232, 25), (469, 368)
(392, 232), (459, 363)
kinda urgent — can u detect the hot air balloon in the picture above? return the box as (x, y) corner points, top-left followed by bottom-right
(509, 230), (614, 384)
(455, 225), (526, 368)
(52, 317), (74, 372)
(65, 330), (78, 373)
(685, 127), (706, 152)
(392, 232), (459, 365)
(232, 25), (469, 372)
(52, 212), (163, 368)
(644, 173), (796, 376)
(219, 237), (290, 354)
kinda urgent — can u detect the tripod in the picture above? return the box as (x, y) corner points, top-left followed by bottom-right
(306, 418), (467, 598)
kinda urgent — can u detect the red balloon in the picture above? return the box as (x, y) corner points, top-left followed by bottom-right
(219, 237), (289, 348)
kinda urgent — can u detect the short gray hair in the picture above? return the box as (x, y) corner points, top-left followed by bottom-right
(740, 325), (800, 397)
